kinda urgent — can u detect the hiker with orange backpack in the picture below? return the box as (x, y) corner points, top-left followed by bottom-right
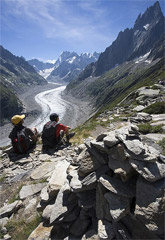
(9, 114), (38, 154)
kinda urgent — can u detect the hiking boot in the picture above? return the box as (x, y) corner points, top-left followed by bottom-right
(66, 132), (75, 142)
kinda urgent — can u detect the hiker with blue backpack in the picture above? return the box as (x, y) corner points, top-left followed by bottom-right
(9, 114), (38, 154)
(42, 113), (75, 151)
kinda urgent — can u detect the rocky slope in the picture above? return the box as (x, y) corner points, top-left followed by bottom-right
(0, 83), (164, 239)
(0, 46), (47, 123)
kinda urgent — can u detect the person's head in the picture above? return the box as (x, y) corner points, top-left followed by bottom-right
(11, 114), (25, 126)
(50, 113), (59, 122)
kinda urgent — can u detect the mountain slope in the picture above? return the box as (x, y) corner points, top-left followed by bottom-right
(65, 1), (164, 112)
(68, 1), (164, 84)
(0, 46), (47, 122)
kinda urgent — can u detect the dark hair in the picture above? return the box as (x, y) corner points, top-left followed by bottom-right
(50, 113), (59, 121)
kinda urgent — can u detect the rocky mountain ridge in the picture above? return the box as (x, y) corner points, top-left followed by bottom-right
(68, 1), (164, 85)
(28, 51), (100, 82)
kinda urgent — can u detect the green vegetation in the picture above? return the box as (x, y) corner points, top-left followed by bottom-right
(158, 138), (165, 155)
(138, 123), (164, 134)
(143, 102), (165, 114)
(0, 174), (6, 183)
(6, 215), (41, 240)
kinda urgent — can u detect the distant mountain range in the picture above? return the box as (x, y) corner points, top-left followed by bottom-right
(65, 1), (165, 110)
(0, 45), (47, 123)
(28, 51), (100, 82)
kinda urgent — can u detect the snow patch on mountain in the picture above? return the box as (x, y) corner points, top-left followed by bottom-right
(39, 67), (55, 79)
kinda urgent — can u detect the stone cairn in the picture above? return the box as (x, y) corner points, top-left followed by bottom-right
(27, 124), (164, 240)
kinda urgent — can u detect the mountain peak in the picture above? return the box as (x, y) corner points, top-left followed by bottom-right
(134, 1), (163, 30)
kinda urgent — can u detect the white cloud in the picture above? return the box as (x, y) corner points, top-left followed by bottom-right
(2, 0), (114, 45)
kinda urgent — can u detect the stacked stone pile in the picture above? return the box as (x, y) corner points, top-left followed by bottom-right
(26, 124), (165, 240)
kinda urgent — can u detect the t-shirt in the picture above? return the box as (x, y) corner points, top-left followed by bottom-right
(56, 123), (68, 138)
(9, 125), (34, 140)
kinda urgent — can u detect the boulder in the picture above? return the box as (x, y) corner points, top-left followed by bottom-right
(91, 140), (109, 153)
(108, 143), (127, 161)
(48, 160), (70, 195)
(27, 222), (53, 240)
(133, 105), (145, 112)
(104, 192), (130, 221)
(0, 200), (22, 218)
(42, 204), (53, 222)
(82, 229), (98, 240)
(19, 183), (46, 200)
(99, 174), (135, 198)
(123, 139), (145, 156)
(135, 176), (164, 237)
(103, 131), (120, 147)
(0, 217), (8, 227)
(129, 159), (165, 182)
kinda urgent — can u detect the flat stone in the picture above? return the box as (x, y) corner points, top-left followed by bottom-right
(82, 229), (98, 240)
(67, 165), (82, 192)
(0, 200), (22, 218)
(151, 114), (165, 122)
(96, 132), (108, 142)
(30, 162), (59, 180)
(108, 143), (127, 161)
(104, 192), (130, 221)
(19, 183), (46, 199)
(4, 234), (12, 240)
(37, 154), (52, 161)
(133, 105), (145, 112)
(129, 159), (165, 182)
(99, 174), (135, 198)
(138, 89), (160, 97)
(135, 176), (164, 236)
(123, 139), (145, 155)
(103, 131), (120, 147)
(108, 156), (133, 175)
(48, 160), (70, 195)
(24, 198), (37, 213)
(42, 204), (53, 222)
(98, 219), (115, 240)
(27, 222), (53, 240)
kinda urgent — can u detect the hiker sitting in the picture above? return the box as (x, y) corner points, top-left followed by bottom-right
(9, 114), (38, 154)
(42, 113), (75, 150)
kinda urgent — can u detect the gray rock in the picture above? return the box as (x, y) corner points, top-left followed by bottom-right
(30, 162), (59, 180)
(50, 183), (77, 224)
(27, 222), (53, 240)
(96, 183), (112, 221)
(0, 200), (22, 218)
(98, 219), (115, 240)
(96, 132), (108, 142)
(82, 229), (98, 240)
(48, 160), (70, 195)
(69, 214), (90, 236)
(138, 88), (160, 97)
(135, 176), (164, 236)
(129, 159), (165, 182)
(19, 183), (46, 199)
(42, 204), (53, 222)
(0, 217), (8, 227)
(104, 192), (130, 221)
(99, 174), (135, 198)
(108, 156), (133, 177)
(123, 139), (145, 156)
(77, 148), (100, 176)
(67, 165), (82, 192)
(40, 186), (49, 203)
(133, 105), (145, 112)
(103, 131), (120, 148)
(77, 189), (96, 208)
(151, 114), (165, 122)
(37, 153), (51, 162)
(24, 198), (37, 213)
(4, 234), (12, 240)
(115, 222), (132, 240)
(108, 143), (127, 161)
(91, 140), (109, 153)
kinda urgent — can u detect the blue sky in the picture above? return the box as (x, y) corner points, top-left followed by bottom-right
(1, 0), (164, 61)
